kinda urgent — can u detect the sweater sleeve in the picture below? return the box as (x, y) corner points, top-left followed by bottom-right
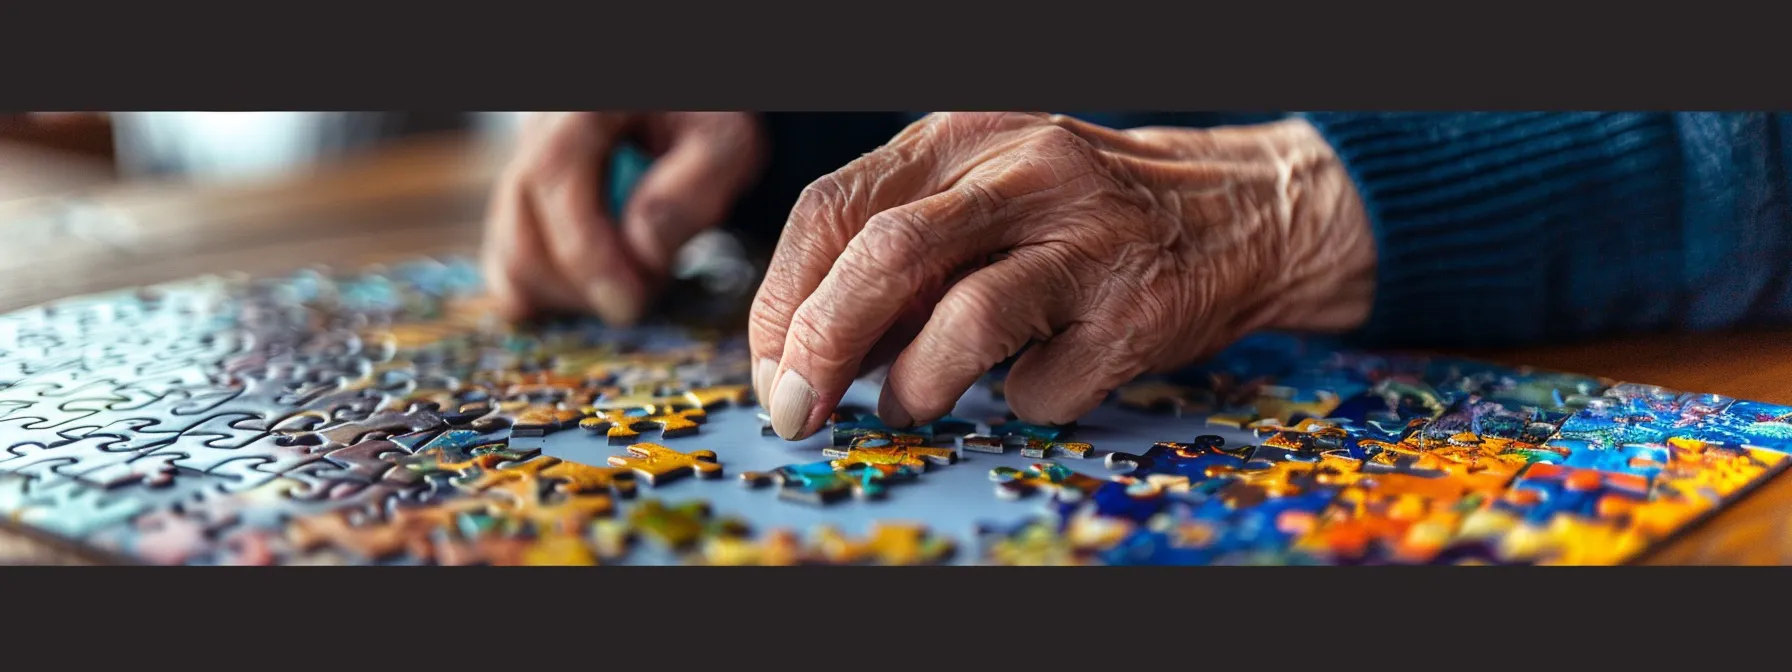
(720, 112), (914, 248)
(1301, 112), (1792, 349)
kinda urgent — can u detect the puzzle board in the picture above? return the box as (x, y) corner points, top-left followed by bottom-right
(2, 256), (1787, 565)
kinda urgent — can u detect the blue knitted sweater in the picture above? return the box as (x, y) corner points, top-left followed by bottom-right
(724, 112), (1792, 350)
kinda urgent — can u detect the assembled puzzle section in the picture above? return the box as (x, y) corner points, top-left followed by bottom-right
(973, 338), (1792, 565)
(2, 257), (1791, 566)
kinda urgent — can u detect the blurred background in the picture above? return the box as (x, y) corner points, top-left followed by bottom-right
(0, 111), (754, 325)
(1, 111), (527, 186)
(0, 112), (529, 316)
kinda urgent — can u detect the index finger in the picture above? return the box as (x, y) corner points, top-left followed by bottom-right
(749, 115), (1020, 440)
(745, 119), (948, 395)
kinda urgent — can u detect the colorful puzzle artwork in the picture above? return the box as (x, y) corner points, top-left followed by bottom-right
(2, 256), (1790, 565)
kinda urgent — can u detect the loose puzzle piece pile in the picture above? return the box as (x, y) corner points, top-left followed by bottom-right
(2, 258), (1789, 565)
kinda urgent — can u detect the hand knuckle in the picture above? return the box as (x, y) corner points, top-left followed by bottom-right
(936, 286), (1005, 338)
(838, 237), (919, 300)
(862, 207), (943, 260)
(1029, 124), (1096, 163)
(792, 172), (851, 225)
(747, 299), (791, 353)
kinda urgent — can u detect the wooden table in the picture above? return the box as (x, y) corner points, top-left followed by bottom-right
(2, 133), (1789, 565)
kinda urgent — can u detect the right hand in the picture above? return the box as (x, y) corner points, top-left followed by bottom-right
(480, 112), (767, 324)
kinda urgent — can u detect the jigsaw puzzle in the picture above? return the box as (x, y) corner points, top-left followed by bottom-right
(3, 257), (1791, 565)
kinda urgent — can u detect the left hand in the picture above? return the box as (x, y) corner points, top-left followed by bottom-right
(748, 112), (1377, 440)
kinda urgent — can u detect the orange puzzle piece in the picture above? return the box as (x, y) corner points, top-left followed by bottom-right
(607, 443), (723, 485)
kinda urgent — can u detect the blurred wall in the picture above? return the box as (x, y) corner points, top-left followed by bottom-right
(109, 112), (527, 181)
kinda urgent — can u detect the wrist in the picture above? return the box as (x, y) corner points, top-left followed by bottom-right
(1254, 118), (1376, 334)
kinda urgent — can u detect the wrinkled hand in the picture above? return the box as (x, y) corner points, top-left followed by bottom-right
(749, 112), (1376, 440)
(482, 112), (767, 324)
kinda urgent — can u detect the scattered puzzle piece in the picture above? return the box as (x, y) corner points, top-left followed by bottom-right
(990, 462), (1109, 502)
(740, 460), (917, 505)
(978, 419), (1094, 459)
(580, 406), (707, 443)
(807, 523), (956, 565)
(698, 529), (802, 566)
(823, 432), (957, 472)
(830, 413), (931, 447)
(1115, 380), (1211, 416)
(626, 499), (749, 551)
(607, 443), (722, 485)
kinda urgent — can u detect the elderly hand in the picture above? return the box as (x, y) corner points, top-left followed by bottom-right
(748, 112), (1377, 440)
(481, 112), (767, 324)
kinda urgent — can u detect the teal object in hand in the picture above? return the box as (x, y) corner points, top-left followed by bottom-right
(608, 143), (652, 219)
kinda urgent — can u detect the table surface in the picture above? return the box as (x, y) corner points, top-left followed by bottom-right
(3, 134), (1789, 565)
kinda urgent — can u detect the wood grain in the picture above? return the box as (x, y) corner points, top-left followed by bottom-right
(0, 132), (503, 314)
(0, 133), (1786, 564)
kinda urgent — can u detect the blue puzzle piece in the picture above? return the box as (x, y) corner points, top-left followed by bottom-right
(412, 428), (505, 461)
(1104, 437), (1247, 484)
(741, 459), (919, 505)
(1559, 441), (1669, 480)
(1099, 492), (1337, 566)
(829, 412), (974, 447)
(1051, 480), (1171, 524)
(1497, 464), (1651, 524)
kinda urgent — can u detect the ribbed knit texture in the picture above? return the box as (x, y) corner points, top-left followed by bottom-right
(1305, 112), (1792, 348)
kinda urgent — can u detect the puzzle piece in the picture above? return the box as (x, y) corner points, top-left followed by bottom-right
(296, 409), (447, 451)
(977, 419), (1093, 460)
(625, 499), (750, 552)
(697, 529), (803, 566)
(1115, 379), (1214, 416)
(990, 462), (1109, 502)
(579, 406), (707, 444)
(507, 403), (584, 437)
(823, 432), (957, 472)
(683, 384), (753, 410)
(806, 523), (955, 565)
(479, 473), (616, 536)
(829, 412), (932, 447)
(1497, 462), (1652, 525)
(606, 443), (721, 485)
(1104, 435), (1250, 489)
(0, 473), (147, 538)
(958, 434), (1006, 454)
(395, 433), (535, 482)
(975, 513), (1134, 566)
(1052, 480), (1173, 524)
(740, 460), (918, 505)
(454, 455), (637, 499)
(285, 504), (463, 562)
(315, 438), (408, 483)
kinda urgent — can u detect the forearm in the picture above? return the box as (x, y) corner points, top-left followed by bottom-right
(1304, 111), (1792, 348)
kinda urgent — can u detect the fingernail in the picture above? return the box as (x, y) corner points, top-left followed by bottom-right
(753, 358), (777, 408)
(587, 279), (638, 325)
(770, 368), (817, 441)
(877, 378), (913, 429)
